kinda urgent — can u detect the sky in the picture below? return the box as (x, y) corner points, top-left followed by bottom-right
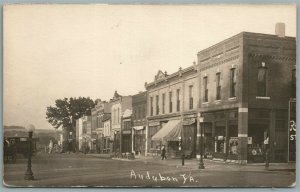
(3, 4), (296, 130)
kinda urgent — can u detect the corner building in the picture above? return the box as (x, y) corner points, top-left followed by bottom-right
(197, 29), (296, 164)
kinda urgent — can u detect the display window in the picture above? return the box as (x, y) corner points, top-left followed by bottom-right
(215, 126), (225, 153)
(247, 123), (269, 162)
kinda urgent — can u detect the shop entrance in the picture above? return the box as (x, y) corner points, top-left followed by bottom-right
(203, 122), (213, 158)
(248, 123), (269, 163)
(121, 135), (131, 153)
(214, 125), (226, 159)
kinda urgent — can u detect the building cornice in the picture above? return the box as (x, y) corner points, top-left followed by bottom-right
(248, 53), (296, 61)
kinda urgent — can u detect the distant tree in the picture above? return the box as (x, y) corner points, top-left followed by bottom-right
(46, 97), (96, 132)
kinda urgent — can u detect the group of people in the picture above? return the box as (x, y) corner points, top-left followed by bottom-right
(45, 139), (61, 154)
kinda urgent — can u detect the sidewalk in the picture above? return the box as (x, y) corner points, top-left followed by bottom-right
(86, 153), (295, 173)
(135, 156), (296, 172)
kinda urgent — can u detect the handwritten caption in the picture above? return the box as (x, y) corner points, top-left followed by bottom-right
(130, 170), (198, 184)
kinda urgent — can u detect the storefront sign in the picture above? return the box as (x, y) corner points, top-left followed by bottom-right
(149, 121), (160, 126)
(288, 99), (296, 162)
(122, 130), (131, 134)
(247, 137), (252, 144)
(183, 118), (196, 125)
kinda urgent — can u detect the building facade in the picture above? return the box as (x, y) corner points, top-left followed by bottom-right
(145, 66), (200, 158)
(197, 26), (296, 164)
(110, 91), (132, 153)
(91, 100), (113, 153)
(132, 91), (147, 156)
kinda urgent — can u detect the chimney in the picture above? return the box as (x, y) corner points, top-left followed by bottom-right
(275, 23), (285, 37)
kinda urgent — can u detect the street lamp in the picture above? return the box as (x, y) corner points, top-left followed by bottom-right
(68, 131), (73, 154)
(24, 124), (35, 180)
(114, 131), (117, 155)
(199, 115), (205, 169)
(178, 136), (184, 166)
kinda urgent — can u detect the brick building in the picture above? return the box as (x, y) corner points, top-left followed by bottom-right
(132, 91), (147, 156)
(91, 100), (113, 153)
(197, 24), (296, 164)
(110, 91), (132, 153)
(145, 66), (200, 158)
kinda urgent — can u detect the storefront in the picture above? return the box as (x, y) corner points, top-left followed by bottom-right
(201, 110), (239, 161)
(121, 130), (131, 153)
(151, 119), (182, 158)
(133, 126), (146, 155)
(148, 121), (162, 154)
(182, 117), (197, 158)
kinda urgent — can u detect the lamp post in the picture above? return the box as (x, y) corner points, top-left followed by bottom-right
(114, 131), (117, 155)
(24, 124), (35, 180)
(68, 131), (73, 154)
(199, 115), (205, 169)
(178, 136), (184, 166)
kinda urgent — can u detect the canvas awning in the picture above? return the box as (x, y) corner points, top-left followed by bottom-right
(133, 126), (145, 131)
(152, 120), (181, 141)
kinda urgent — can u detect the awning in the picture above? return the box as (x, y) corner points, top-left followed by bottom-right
(133, 126), (145, 131)
(152, 120), (181, 141)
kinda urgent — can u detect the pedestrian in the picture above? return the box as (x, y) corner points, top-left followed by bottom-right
(48, 139), (53, 154)
(161, 146), (167, 160)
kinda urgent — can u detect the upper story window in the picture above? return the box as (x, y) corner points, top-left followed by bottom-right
(162, 93), (165, 114)
(189, 85), (193, 109)
(138, 106), (141, 119)
(216, 73), (221, 100)
(150, 97), (153, 116)
(156, 95), (159, 115)
(203, 76), (208, 102)
(113, 109), (116, 124)
(142, 106), (146, 118)
(169, 91), (173, 113)
(292, 68), (296, 98)
(117, 108), (120, 123)
(230, 68), (236, 98)
(176, 89), (180, 112)
(257, 65), (268, 97)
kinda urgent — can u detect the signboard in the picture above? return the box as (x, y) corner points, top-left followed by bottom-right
(183, 118), (196, 125)
(149, 121), (160, 126)
(122, 130), (131, 134)
(247, 137), (252, 144)
(288, 99), (296, 162)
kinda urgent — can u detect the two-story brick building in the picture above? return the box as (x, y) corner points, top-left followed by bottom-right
(132, 91), (147, 156)
(110, 91), (132, 153)
(197, 23), (296, 164)
(145, 66), (200, 158)
(91, 100), (113, 153)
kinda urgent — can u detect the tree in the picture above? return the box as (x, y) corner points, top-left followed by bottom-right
(46, 97), (96, 132)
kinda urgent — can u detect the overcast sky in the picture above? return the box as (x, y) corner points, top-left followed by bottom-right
(4, 4), (296, 130)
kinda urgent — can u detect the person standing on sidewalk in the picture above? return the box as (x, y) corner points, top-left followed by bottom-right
(48, 139), (53, 154)
(161, 146), (167, 160)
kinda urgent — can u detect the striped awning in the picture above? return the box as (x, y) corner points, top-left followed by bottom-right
(152, 120), (181, 141)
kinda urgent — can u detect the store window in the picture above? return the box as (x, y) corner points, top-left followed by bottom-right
(257, 65), (268, 97)
(230, 68), (236, 98)
(215, 126), (225, 153)
(189, 85), (193, 109)
(216, 73), (221, 100)
(162, 93), (165, 114)
(203, 76), (208, 102)
(169, 91), (173, 113)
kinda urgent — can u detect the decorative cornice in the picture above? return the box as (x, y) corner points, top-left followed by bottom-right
(200, 55), (239, 71)
(248, 53), (296, 61)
